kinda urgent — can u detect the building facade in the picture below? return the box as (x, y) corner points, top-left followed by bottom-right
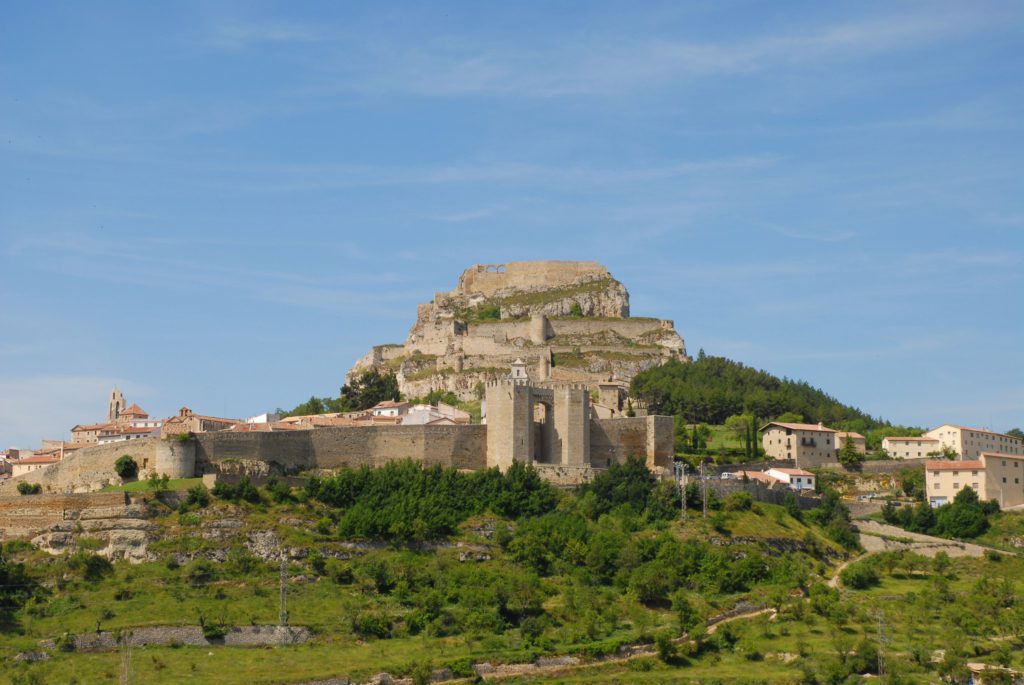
(926, 452), (1024, 509)
(882, 436), (940, 460)
(923, 424), (1023, 459)
(760, 422), (838, 468)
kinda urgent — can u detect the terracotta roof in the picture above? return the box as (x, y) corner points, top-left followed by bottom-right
(120, 403), (148, 416)
(770, 468), (815, 477)
(15, 455), (61, 465)
(926, 460), (983, 471)
(72, 423), (115, 432)
(883, 436), (938, 442)
(762, 422), (837, 433)
(373, 400), (410, 409)
(930, 424), (1022, 441)
(981, 452), (1024, 460)
(736, 471), (781, 485)
(835, 432), (865, 439)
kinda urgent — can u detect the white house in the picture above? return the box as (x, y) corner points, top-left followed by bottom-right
(766, 467), (816, 491)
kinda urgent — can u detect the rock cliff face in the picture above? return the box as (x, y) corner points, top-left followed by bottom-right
(348, 261), (688, 400)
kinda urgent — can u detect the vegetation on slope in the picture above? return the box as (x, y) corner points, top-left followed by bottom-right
(280, 369), (401, 417)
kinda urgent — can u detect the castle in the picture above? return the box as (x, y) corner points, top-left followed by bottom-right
(349, 261), (688, 400)
(1, 261), (679, 493)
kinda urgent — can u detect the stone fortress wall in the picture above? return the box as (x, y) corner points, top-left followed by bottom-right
(2, 439), (195, 493)
(348, 261), (688, 401)
(1, 415), (672, 495)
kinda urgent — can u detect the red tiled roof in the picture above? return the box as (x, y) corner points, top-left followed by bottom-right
(72, 423), (115, 432)
(120, 403), (148, 416)
(926, 460), (983, 471)
(771, 467), (814, 477)
(373, 400), (410, 409)
(835, 432), (865, 439)
(15, 455), (61, 465)
(884, 436), (938, 442)
(762, 422), (837, 433)
(737, 471), (781, 484)
(931, 424), (1022, 441)
(981, 452), (1024, 460)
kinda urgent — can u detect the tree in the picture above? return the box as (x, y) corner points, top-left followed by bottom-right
(114, 455), (138, 480)
(928, 445), (959, 460)
(16, 482), (41, 495)
(339, 370), (401, 412)
(1007, 428), (1024, 440)
(776, 411), (805, 423)
(838, 436), (864, 469)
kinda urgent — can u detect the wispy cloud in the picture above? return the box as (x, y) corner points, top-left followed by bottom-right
(298, 6), (1007, 98)
(205, 22), (329, 50)
(769, 224), (858, 242)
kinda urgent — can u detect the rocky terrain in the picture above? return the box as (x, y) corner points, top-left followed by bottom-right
(348, 261), (688, 400)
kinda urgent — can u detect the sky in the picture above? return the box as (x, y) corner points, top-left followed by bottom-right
(1, 1), (1022, 448)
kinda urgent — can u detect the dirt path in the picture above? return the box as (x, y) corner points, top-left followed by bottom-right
(706, 607), (776, 634)
(855, 520), (991, 558)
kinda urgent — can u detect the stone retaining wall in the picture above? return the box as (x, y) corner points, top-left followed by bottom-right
(0, 492), (129, 539)
(55, 625), (311, 652)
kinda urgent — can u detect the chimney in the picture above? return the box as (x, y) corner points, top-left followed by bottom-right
(818, 422), (824, 430)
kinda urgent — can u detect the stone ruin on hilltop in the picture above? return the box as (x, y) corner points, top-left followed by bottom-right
(347, 260), (689, 401)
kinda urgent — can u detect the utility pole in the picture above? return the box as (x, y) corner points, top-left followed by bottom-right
(119, 630), (132, 685)
(673, 461), (688, 522)
(701, 460), (708, 519)
(279, 552), (288, 626)
(875, 611), (887, 677)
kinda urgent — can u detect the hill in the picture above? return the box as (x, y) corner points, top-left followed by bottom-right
(630, 352), (889, 432)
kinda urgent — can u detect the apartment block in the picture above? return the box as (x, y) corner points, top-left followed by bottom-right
(926, 452), (1024, 509)
(924, 424), (1023, 459)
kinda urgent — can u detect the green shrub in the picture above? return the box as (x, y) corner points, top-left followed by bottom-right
(724, 492), (753, 511)
(840, 560), (880, 590)
(352, 610), (392, 639)
(184, 485), (210, 508)
(68, 553), (114, 582)
(114, 455), (138, 480)
(184, 559), (216, 588)
(16, 482), (42, 495)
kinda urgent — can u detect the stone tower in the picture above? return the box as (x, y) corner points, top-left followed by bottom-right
(485, 362), (591, 472)
(108, 387), (125, 423)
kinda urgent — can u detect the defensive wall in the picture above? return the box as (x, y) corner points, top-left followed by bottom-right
(453, 261), (610, 298)
(0, 439), (195, 494)
(194, 425), (489, 473)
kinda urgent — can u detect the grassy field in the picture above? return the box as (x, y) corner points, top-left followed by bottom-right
(102, 478), (204, 493)
(5, 472), (1024, 685)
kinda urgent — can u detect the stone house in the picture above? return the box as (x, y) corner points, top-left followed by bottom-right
(760, 421), (838, 468)
(835, 431), (866, 454)
(766, 467), (816, 491)
(926, 452), (1024, 509)
(160, 407), (238, 437)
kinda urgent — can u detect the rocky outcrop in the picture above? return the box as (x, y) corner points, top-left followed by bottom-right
(348, 261), (688, 400)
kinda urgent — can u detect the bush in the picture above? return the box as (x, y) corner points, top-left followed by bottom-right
(114, 455), (138, 480)
(16, 482), (42, 495)
(352, 610), (392, 639)
(724, 492), (753, 511)
(184, 485), (210, 508)
(185, 559), (216, 588)
(839, 559), (880, 590)
(147, 472), (170, 490)
(212, 477), (261, 504)
(69, 553), (114, 582)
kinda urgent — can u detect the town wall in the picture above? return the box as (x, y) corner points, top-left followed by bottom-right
(0, 439), (194, 494)
(589, 417), (654, 468)
(195, 425), (489, 473)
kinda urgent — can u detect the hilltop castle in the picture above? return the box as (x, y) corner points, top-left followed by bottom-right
(348, 261), (688, 400)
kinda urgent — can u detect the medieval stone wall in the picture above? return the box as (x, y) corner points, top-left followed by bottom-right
(0, 439), (194, 494)
(194, 425), (488, 474)
(455, 261), (609, 297)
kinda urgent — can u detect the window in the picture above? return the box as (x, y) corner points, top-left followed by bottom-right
(972, 471), (978, 476)
(954, 482), (960, 489)
(1017, 478), (1020, 485)
(972, 482), (979, 489)
(1003, 477), (1008, 483)
(934, 482), (940, 490)
(952, 471), (959, 476)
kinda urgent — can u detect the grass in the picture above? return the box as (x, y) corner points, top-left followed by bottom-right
(102, 478), (204, 493)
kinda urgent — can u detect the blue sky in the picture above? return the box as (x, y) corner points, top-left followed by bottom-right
(2, 1), (1022, 447)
